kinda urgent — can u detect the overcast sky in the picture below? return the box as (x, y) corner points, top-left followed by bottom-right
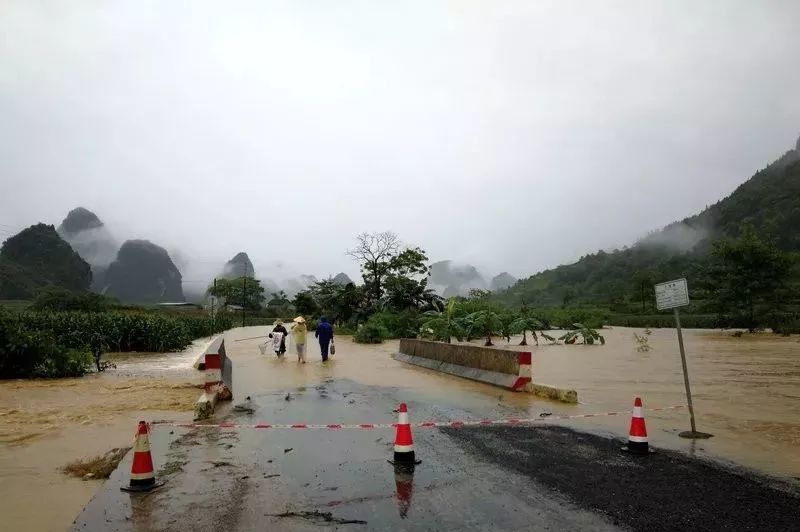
(2, 1), (799, 284)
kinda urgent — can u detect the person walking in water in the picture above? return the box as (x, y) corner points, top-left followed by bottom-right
(291, 316), (307, 364)
(271, 320), (288, 357)
(315, 316), (334, 362)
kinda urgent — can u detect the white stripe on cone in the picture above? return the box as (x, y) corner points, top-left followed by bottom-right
(394, 444), (414, 452)
(397, 412), (409, 425)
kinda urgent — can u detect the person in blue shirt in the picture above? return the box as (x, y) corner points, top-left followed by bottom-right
(315, 316), (334, 362)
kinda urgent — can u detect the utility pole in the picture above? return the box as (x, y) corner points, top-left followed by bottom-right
(211, 278), (216, 336)
(242, 264), (247, 328)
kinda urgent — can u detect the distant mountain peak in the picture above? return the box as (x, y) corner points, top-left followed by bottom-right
(332, 272), (353, 285)
(490, 272), (517, 292)
(222, 252), (255, 278)
(58, 207), (103, 236)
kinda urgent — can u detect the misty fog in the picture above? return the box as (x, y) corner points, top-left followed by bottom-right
(2, 1), (800, 287)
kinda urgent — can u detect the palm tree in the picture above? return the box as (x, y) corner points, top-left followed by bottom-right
(509, 316), (544, 346)
(464, 310), (504, 346)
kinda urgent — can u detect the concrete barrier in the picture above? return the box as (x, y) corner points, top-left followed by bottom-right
(395, 339), (577, 403)
(194, 336), (232, 420)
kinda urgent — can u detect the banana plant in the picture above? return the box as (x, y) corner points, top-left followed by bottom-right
(420, 298), (463, 343)
(509, 316), (545, 346)
(558, 323), (605, 345)
(464, 310), (504, 346)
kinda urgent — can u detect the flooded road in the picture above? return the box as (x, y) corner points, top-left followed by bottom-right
(525, 327), (800, 478)
(0, 339), (208, 531)
(228, 326), (800, 479)
(4, 324), (799, 530)
(75, 325), (800, 531)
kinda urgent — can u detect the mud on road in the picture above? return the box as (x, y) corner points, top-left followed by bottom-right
(444, 425), (800, 532)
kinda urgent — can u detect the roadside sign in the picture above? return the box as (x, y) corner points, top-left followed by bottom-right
(654, 278), (689, 310)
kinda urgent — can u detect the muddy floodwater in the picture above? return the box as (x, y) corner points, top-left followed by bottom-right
(2, 327), (799, 531)
(227, 326), (800, 479)
(0, 339), (208, 532)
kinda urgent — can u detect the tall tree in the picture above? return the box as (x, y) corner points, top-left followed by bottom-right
(208, 276), (265, 310)
(702, 226), (792, 331)
(632, 270), (656, 313)
(347, 231), (400, 304)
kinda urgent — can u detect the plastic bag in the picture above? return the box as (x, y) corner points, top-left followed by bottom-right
(330, 342), (336, 356)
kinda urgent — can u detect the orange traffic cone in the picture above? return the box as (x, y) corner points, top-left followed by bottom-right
(621, 397), (653, 455)
(390, 403), (420, 466)
(121, 421), (164, 492)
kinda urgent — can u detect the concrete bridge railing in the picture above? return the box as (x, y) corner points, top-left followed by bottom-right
(394, 338), (577, 403)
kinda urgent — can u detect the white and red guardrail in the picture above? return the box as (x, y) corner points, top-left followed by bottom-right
(151, 404), (686, 430)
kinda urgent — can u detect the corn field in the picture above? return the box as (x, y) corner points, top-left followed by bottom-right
(9, 311), (233, 353)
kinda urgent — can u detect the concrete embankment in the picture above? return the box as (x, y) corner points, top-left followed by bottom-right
(394, 339), (577, 403)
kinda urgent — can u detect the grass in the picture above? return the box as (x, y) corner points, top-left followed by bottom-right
(62, 446), (130, 480)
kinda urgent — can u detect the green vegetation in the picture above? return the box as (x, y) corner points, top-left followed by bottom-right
(700, 226), (792, 331)
(208, 276), (266, 310)
(0, 224), (91, 299)
(508, 314), (544, 346)
(0, 308), (233, 378)
(353, 321), (389, 344)
(30, 287), (117, 312)
(496, 152), (800, 331)
(421, 299), (463, 343)
(462, 310), (504, 346)
(558, 323), (605, 345)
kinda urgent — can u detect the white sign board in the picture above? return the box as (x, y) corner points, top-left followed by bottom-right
(655, 278), (689, 310)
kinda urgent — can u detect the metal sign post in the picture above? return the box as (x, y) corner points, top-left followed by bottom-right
(654, 279), (712, 439)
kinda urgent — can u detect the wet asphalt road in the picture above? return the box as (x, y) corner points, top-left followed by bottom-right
(73, 378), (620, 531)
(72, 330), (800, 531)
(444, 424), (800, 532)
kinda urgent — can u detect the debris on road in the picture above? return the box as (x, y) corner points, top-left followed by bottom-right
(63, 446), (131, 480)
(267, 510), (367, 525)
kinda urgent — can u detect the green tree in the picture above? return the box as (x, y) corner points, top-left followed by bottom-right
(292, 290), (318, 317)
(208, 276), (265, 310)
(509, 315), (544, 346)
(702, 226), (792, 331)
(632, 270), (656, 313)
(464, 310), (504, 346)
(265, 290), (291, 316)
(421, 298), (463, 343)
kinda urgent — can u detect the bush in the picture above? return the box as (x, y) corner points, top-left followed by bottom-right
(353, 322), (389, 344)
(0, 314), (91, 378)
(367, 310), (420, 339)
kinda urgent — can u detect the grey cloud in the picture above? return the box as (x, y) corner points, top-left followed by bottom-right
(1, 1), (799, 282)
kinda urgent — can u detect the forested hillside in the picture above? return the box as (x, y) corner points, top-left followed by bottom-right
(498, 140), (800, 310)
(0, 224), (92, 299)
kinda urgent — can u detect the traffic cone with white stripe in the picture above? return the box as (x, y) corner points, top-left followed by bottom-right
(621, 397), (653, 455)
(390, 403), (421, 466)
(121, 421), (164, 492)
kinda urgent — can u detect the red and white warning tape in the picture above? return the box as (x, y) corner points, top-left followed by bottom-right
(150, 405), (686, 430)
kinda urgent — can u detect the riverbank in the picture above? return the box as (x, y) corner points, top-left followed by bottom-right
(0, 340), (206, 531)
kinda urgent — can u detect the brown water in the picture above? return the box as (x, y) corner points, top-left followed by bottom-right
(2, 328), (798, 530)
(0, 339), (208, 532)
(227, 326), (800, 479)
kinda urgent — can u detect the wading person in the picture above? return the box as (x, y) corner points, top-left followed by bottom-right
(291, 316), (307, 363)
(271, 320), (288, 357)
(315, 316), (334, 362)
